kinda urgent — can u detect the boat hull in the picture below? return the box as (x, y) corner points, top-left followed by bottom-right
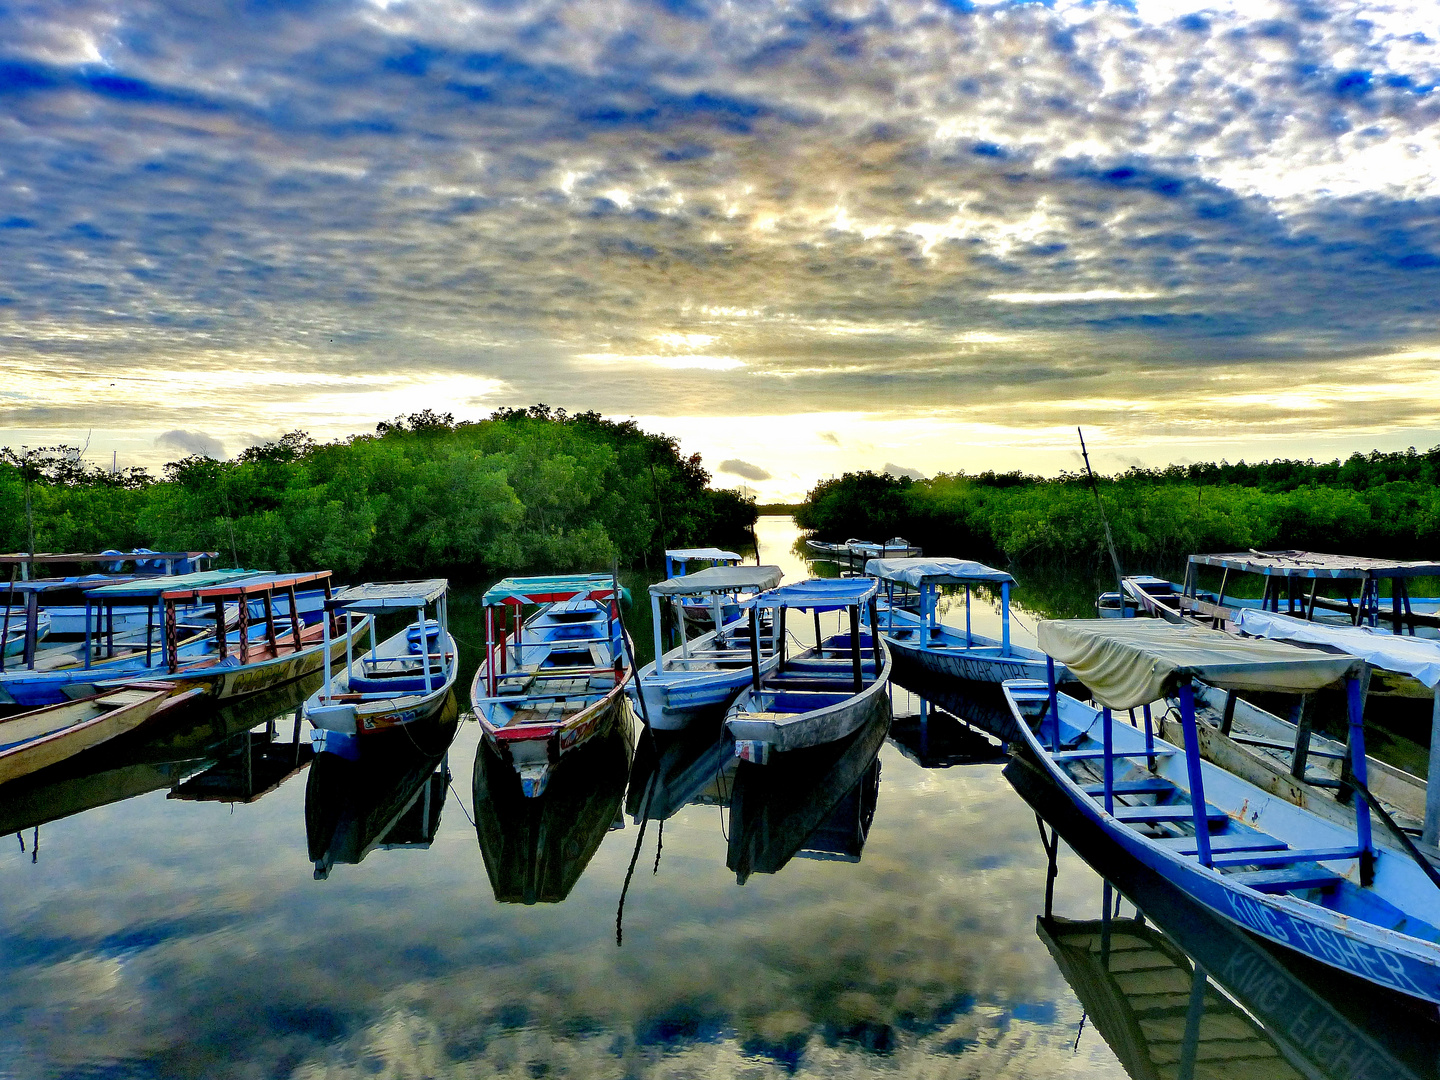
(0, 685), (182, 784)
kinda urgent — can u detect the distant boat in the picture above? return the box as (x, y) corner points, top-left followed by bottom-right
(1005, 617), (1440, 1005)
(472, 707), (633, 904)
(725, 577), (891, 764)
(662, 547), (746, 630)
(306, 580), (458, 760)
(865, 557), (1075, 687)
(726, 703), (888, 882)
(472, 574), (633, 797)
(0, 682), (199, 785)
(804, 537), (921, 562)
(634, 563), (783, 730)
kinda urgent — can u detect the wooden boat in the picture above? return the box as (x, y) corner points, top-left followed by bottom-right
(726, 703), (887, 882)
(2, 610), (49, 657)
(866, 557), (1075, 687)
(0, 549), (216, 636)
(306, 705), (458, 879)
(305, 580), (458, 760)
(724, 578), (892, 764)
(472, 705), (633, 903)
(804, 537), (922, 562)
(636, 564), (783, 730)
(1004, 618), (1440, 1005)
(472, 574), (633, 797)
(1010, 753), (1440, 1080)
(662, 547), (746, 630)
(0, 682), (200, 784)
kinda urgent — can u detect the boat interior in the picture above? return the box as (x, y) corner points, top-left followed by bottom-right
(485, 596), (623, 728)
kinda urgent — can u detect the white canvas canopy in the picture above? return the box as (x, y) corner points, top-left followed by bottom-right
(865, 557), (1014, 587)
(664, 548), (742, 563)
(649, 564), (782, 597)
(1038, 619), (1363, 710)
(1234, 608), (1440, 690)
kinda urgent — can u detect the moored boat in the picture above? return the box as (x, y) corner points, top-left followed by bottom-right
(0, 682), (201, 785)
(865, 557), (1075, 687)
(1004, 618), (1440, 1005)
(472, 574), (633, 797)
(724, 577), (891, 764)
(306, 580), (458, 760)
(635, 563), (783, 730)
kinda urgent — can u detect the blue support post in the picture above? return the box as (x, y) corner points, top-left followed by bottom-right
(1178, 679), (1213, 868)
(1046, 656), (1060, 752)
(1102, 706), (1114, 814)
(1348, 675), (1374, 863)
(1000, 581), (1011, 657)
(84, 599), (93, 670)
(1142, 703), (1155, 767)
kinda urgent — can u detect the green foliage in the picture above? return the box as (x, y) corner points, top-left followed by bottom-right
(0, 408), (757, 578)
(800, 448), (1440, 572)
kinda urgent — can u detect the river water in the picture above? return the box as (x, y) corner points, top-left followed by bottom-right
(1, 517), (1435, 1079)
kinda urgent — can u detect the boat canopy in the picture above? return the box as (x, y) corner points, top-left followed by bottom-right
(1234, 608), (1440, 690)
(1038, 619), (1363, 710)
(1189, 550), (1440, 580)
(664, 548), (743, 563)
(327, 579), (448, 613)
(865, 557), (1014, 587)
(649, 564), (782, 597)
(83, 569), (261, 599)
(483, 573), (623, 606)
(764, 577), (878, 611)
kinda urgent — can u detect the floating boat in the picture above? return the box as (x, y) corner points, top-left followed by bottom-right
(663, 547), (748, 631)
(472, 706), (633, 904)
(2, 611), (49, 657)
(0, 682), (200, 785)
(724, 577), (891, 764)
(865, 557), (1074, 687)
(1004, 618), (1440, 1005)
(87, 572), (366, 706)
(305, 580), (458, 760)
(1011, 761), (1439, 1080)
(306, 705), (458, 879)
(472, 574), (633, 797)
(635, 564), (783, 730)
(0, 550), (217, 636)
(727, 703), (887, 882)
(804, 537), (922, 562)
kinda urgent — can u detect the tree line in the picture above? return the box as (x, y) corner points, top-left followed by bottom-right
(0, 407), (757, 578)
(796, 447), (1440, 573)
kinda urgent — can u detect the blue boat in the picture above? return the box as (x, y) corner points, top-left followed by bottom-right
(725, 578), (891, 764)
(663, 548), (746, 630)
(1004, 618), (1440, 1005)
(865, 557), (1074, 687)
(306, 580), (458, 760)
(635, 564), (783, 730)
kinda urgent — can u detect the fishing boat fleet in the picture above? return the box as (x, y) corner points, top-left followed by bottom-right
(12, 530), (1440, 1017)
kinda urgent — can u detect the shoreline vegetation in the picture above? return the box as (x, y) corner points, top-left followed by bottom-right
(796, 448), (1440, 577)
(0, 406), (756, 579)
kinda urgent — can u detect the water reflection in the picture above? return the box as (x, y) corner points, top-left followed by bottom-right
(1008, 753), (1440, 1080)
(727, 707), (888, 882)
(0, 671), (322, 837)
(888, 694), (1009, 769)
(627, 722), (735, 824)
(305, 694), (459, 879)
(472, 702), (635, 903)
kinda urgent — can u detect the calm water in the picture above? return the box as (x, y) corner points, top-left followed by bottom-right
(2, 518), (1436, 1079)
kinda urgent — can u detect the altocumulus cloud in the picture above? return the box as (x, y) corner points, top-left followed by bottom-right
(2, 0), (1440, 471)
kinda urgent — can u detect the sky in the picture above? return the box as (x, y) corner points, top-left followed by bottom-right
(2, 0), (1440, 502)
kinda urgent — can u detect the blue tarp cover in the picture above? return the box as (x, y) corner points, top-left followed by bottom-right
(764, 577), (878, 610)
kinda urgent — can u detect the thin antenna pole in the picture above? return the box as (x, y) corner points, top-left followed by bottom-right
(1078, 427), (1125, 590)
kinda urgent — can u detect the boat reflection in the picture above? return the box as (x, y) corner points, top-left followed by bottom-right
(887, 693), (1007, 769)
(305, 693), (459, 879)
(1008, 752), (1440, 1080)
(473, 703), (634, 904)
(888, 671), (1025, 743)
(626, 722), (735, 825)
(726, 706), (887, 883)
(0, 672), (323, 836)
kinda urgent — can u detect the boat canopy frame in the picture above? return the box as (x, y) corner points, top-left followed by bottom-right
(480, 573), (628, 699)
(321, 579), (450, 706)
(866, 557), (1016, 654)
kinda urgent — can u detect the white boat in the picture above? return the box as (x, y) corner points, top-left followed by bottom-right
(865, 557), (1074, 686)
(635, 564), (783, 730)
(1004, 618), (1440, 1005)
(306, 580), (457, 760)
(725, 578), (891, 764)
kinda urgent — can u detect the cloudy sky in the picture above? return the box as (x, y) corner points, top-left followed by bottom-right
(3, 0), (1439, 500)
